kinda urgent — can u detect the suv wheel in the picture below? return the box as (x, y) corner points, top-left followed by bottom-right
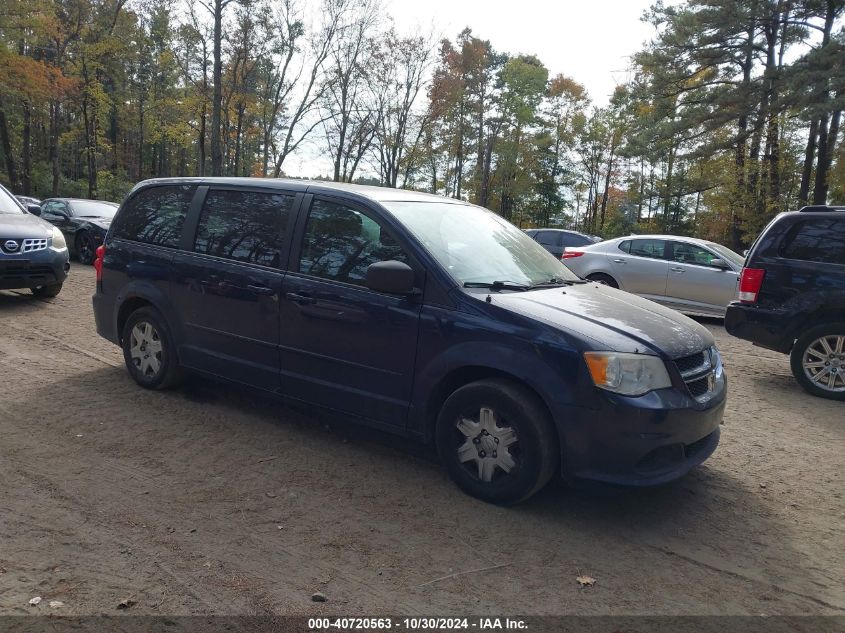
(790, 323), (845, 401)
(435, 379), (559, 505)
(31, 283), (63, 298)
(122, 307), (183, 390)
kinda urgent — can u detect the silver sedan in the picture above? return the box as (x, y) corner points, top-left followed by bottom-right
(562, 235), (744, 317)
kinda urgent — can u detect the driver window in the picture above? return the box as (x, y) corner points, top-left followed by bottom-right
(671, 242), (719, 267)
(298, 199), (408, 286)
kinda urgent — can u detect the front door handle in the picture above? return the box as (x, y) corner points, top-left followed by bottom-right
(285, 292), (316, 305)
(670, 267), (685, 273)
(248, 284), (275, 296)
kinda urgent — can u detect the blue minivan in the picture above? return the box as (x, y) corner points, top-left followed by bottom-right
(93, 179), (726, 504)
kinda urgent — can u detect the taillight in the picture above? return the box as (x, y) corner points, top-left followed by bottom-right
(94, 245), (106, 282)
(738, 267), (765, 303)
(562, 250), (584, 259)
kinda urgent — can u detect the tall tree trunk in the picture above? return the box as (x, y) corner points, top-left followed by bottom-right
(798, 118), (818, 204)
(814, 106), (841, 204)
(49, 101), (60, 195)
(21, 103), (32, 195)
(0, 100), (19, 190)
(210, 0), (225, 176)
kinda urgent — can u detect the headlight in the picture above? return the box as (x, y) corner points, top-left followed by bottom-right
(584, 352), (672, 396)
(50, 227), (67, 250)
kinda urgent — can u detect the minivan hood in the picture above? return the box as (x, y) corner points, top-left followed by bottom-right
(0, 213), (53, 239)
(490, 283), (714, 358)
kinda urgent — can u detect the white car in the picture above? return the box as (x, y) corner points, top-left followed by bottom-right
(562, 235), (745, 317)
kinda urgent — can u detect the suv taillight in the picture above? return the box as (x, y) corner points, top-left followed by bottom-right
(94, 245), (106, 282)
(562, 250), (584, 259)
(738, 267), (765, 303)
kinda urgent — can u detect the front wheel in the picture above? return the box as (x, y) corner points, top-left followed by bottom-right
(32, 283), (63, 298)
(435, 379), (559, 505)
(76, 231), (96, 265)
(121, 307), (183, 390)
(790, 323), (845, 401)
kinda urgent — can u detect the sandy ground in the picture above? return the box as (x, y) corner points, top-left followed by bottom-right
(0, 263), (842, 617)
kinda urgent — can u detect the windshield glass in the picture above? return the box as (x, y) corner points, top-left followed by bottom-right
(706, 242), (744, 267)
(0, 186), (24, 215)
(383, 200), (578, 286)
(71, 200), (118, 218)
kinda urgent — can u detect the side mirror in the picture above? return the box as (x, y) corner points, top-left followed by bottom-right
(27, 204), (42, 216)
(710, 258), (730, 269)
(365, 260), (415, 295)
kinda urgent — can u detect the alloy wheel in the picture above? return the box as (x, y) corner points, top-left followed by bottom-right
(802, 335), (845, 393)
(456, 407), (519, 483)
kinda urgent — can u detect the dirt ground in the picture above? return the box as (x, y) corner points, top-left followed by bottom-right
(0, 263), (842, 617)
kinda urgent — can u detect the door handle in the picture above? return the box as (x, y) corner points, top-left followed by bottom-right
(670, 267), (685, 273)
(612, 258), (626, 263)
(248, 284), (275, 296)
(285, 292), (316, 305)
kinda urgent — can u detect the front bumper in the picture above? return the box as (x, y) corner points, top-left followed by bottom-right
(725, 302), (792, 353)
(0, 248), (69, 290)
(559, 377), (726, 486)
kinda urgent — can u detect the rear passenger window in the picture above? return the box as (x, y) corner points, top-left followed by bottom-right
(630, 239), (666, 259)
(112, 185), (194, 247)
(298, 199), (408, 286)
(780, 219), (845, 265)
(194, 190), (294, 267)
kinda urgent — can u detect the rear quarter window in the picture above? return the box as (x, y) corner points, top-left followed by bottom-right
(779, 218), (845, 265)
(111, 185), (195, 247)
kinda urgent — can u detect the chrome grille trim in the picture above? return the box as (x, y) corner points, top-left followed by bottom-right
(675, 348), (719, 401)
(22, 238), (49, 253)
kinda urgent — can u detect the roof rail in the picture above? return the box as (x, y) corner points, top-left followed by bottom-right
(798, 205), (845, 212)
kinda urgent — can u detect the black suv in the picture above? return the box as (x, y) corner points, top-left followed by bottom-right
(725, 205), (845, 400)
(93, 178), (726, 503)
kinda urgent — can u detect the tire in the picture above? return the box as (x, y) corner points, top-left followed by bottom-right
(75, 231), (96, 265)
(435, 378), (559, 505)
(789, 322), (845, 401)
(31, 283), (63, 298)
(121, 307), (183, 390)
(586, 273), (619, 288)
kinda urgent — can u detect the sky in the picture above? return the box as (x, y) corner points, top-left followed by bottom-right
(386, 0), (660, 106)
(286, 0), (662, 177)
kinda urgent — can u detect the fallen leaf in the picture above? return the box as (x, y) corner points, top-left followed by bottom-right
(116, 598), (137, 610)
(576, 575), (596, 587)
(29, 597), (42, 606)
(49, 600), (64, 608)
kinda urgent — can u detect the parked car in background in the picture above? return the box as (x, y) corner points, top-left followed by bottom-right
(38, 198), (118, 265)
(562, 235), (744, 317)
(0, 184), (69, 297)
(93, 178), (726, 504)
(524, 228), (600, 258)
(16, 195), (41, 209)
(726, 205), (845, 400)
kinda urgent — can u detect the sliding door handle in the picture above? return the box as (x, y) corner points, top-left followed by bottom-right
(285, 292), (316, 305)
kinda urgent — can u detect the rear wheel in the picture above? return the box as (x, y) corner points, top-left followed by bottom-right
(790, 323), (845, 401)
(121, 307), (183, 390)
(435, 379), (559, 505)
(31, 283), (63, 298)
(586, 273), (618, 288)
(75, 231), (96, 265)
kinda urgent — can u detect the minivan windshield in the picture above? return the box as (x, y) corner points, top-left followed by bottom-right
(383, 201), (578, 286)
(0, 186), (24, 215)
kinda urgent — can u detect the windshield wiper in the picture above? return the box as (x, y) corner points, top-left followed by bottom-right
(531, 277), (589, 288)
(463, 280), (533, 291)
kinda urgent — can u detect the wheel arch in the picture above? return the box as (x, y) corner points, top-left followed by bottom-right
(113, 282), (182, 348)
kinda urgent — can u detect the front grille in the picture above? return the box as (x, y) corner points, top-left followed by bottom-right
(0, 262), (55, 284)
(686, 376), (710, 397)
(674, 348), (718, 401)
(1, 238), (49, 254)
(675, 351), (710, 377)
(22, 238), (49, 253)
